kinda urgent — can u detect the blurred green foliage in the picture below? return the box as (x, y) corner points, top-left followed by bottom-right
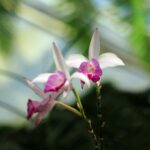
(55, 0), (98, 57)
(113, 0), (150, 66)
(1, 0), (150, 66)
(0, 0), (19, 56)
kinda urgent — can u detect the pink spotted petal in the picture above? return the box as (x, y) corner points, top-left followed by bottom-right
(44, 71), (67, 93)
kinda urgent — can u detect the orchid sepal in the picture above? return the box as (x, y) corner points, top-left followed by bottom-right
(32, 73), (52, 83)
(23, 77), (46, 99)
(66, 54), (88, 68)
(89, 28), (100, 59)
(52, 42), (70, 80)
(98, 52), (125, 69)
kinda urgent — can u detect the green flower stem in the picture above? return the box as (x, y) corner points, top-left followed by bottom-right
(96, 83), (104, 150)
(56, 101), (82, 117)
(72, 87), (99, 150)
(72, 88), (87, 119)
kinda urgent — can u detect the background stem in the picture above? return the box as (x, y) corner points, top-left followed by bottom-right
(96, 84), (104, 150)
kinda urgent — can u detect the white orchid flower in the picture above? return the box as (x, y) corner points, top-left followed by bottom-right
(66, 28), (124, 85)
(32, 42), (90, 97)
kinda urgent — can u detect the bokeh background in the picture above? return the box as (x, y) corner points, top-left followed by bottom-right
(0, 0), (150, 150)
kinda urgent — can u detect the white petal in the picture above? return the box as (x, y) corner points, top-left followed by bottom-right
(52, 42), (70, 80)
(71, 72), (90, 88)
(89, 28), (100, 59)
(23, 77), (46, 98)
(32, 73), (52, 83)
(66, 54), (87, 68)
(99, 53), (125, 69)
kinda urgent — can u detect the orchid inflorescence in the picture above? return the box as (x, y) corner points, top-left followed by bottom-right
(24, 28), (124, 149)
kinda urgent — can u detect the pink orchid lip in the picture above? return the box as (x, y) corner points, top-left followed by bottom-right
(44, 71), (67, 93)
(78, 58), (102, 83)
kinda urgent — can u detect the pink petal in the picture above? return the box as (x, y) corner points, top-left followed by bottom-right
(35, 98), (56, 125)
(44, 71), (67, 93)
(32, 73), (52, 83)
(89, 28), (100, 59)
(35, 112), (44, 125)
(27, 99), (40, 120)
(78, 58), (102, 83)
(71, 72), (90, 87)
(99, 52), (125, 69)
(52, 42), (70, 80)
(66, 54), (87, 68)
(23, 77), (46, 98)
(27, 97), (56, 125)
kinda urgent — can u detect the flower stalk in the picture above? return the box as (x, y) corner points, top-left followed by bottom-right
(72, 88), (86, 119)
(72, 87), (100, 150)
(56, 101), (82, 117)
(87, 119), (100, 150)
(96, 83), (104, 150)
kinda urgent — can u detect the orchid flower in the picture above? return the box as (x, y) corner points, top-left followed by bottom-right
(24, 78), (56, 125)
(66, 28), (124, 85)
(24, 77), (82, 125)
(32, 42), (90, 97)
(24, 42), (89, 125)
